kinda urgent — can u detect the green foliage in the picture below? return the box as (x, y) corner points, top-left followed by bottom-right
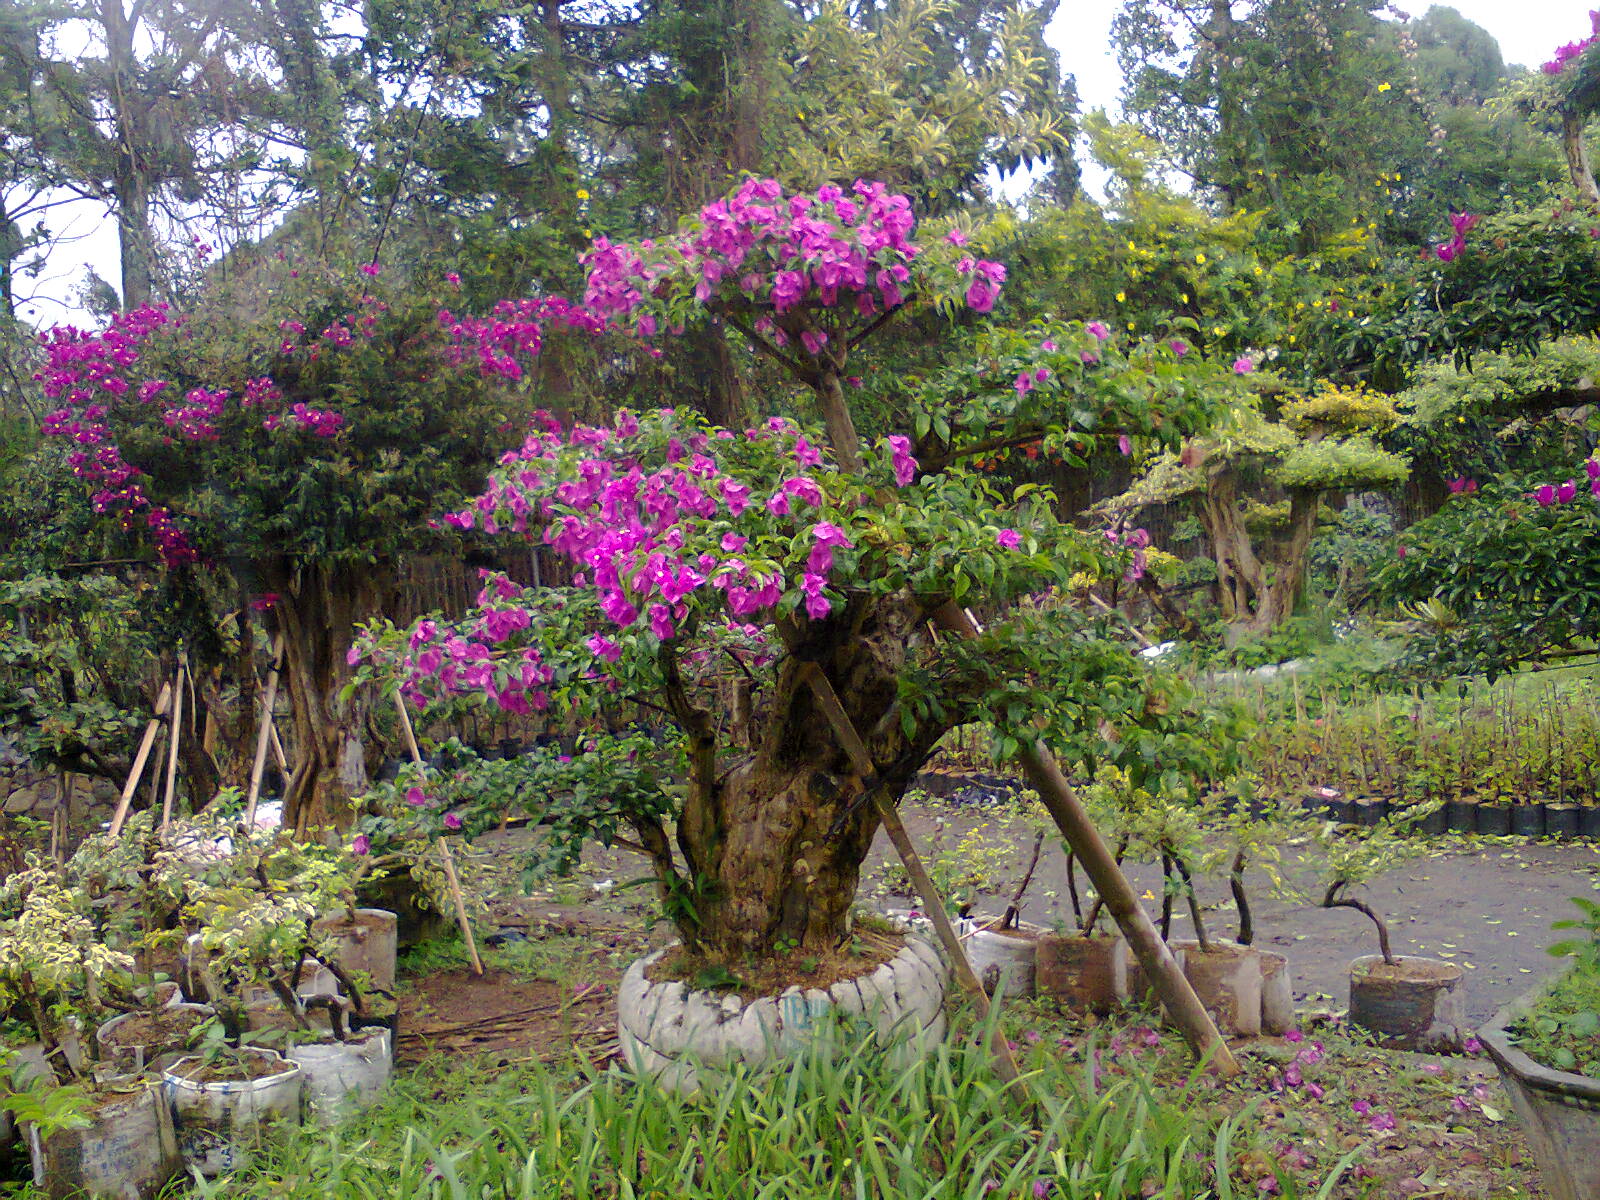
(1400, 335), (1600, 430)
(184, 1024), (1313, 1200)
(1270, 436), (1409, 492)
(1374, 478), (1600, 677)
(1510, 897), (1600, 1077)
(0, 572), (157, 773)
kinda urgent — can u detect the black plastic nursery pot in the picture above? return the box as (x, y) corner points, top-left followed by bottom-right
(1480, 973), (1600, 1200)
(1327, 797), (1359, 824)
(1546, 804), (1581, 840)
(1477, 805), (1514, 837)
(1416, 805), (1449, 836)
(1445, 799), (1478, 834)
(1354, 798), (1388, 827)
(1511, 805), (1546, 839)
(1581, 806), (1600, 840)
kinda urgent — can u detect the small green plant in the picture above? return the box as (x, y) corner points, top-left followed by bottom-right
(1317, 826), (1414, 966)
(1510, 897), (1600, 1076)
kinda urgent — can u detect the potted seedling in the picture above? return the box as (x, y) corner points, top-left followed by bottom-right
(958, 791), (1050, 1000)
(1480, 896), (1600, 1200)
(167, 820), (386, 1164)
(65, 816), (211, 1075)
(0, 861), (182, 1200)
(1318, 825), (1464, 1050)
(1197, 780), (1309, 1035)
(1035, 767), (1134, 1014)
(1128, 789), (1264, 1038)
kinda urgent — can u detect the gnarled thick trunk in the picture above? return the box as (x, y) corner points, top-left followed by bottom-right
(266, 560), (394, 836)
(1199, 475), (1319, 642)
(673, 593), (939, 961)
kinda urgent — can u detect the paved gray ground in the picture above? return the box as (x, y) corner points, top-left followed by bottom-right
(871, 804), (1600, 1024)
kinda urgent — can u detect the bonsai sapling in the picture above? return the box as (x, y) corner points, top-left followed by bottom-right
(1318, 826), (1412, 966)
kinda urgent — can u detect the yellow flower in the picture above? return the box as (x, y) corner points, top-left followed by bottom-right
(1212, 326), (1225, 336)
(1179, 293), (1189, 303)
(583, 228), (593, 238)
(1288, 334), (1297, 343)
(575, 188), (590, 201)
(1253, 265), (1264, 276)
(1195, 252), (1207, 264)
(1116, 291), (1126, 302)
(1377, 82), (1391, 92)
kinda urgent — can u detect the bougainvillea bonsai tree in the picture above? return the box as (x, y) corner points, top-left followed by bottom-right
(353, 178), (1244, 968)
(34, 252), (594, 829)
(1101, 379), (1409, 641)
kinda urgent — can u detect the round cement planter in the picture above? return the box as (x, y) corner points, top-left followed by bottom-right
(1349, 955), (1465, 1051)
(1480, 971), (1600, 1200)
(1258, 950), (1297, 1035)
(958, 916), (1041, 999)
(1035, 934), (1127, 1014)
(1511, 805), (1546, 839)
(1547, 804), (1581, 841)
(616, 938), (946, 1095)
(1172, 941), (1263, 1038)
(1477, 805), (1514, 837)
(1445, 799), (1478, 834)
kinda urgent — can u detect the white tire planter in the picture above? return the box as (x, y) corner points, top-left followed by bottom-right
(161, 1049), (302, 1176)
(287, 1030), (392, 1124)
(617, 938), (947, 1094)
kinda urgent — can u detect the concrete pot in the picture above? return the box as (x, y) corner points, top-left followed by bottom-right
(1258, 951), (1296, 1035)
(1034, 935), (1127, 1014)
(958, 916), (1042, 1000)
(1349, 955), (1464, 1050)
(616, 938), (946, 1095)
(1172, 941), (1263, 1037)
(312, 908), (398, 994)
(1480, 970), (1600, 1200)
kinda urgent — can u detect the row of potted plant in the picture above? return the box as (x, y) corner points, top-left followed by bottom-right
(1, 810), (406, 1198)
(920, 774), (1466, 1052)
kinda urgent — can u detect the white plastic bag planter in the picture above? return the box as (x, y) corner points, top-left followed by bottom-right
(27, 1083), (181, 1200)
(287, 1030), (392, 1124)
(161, 1049), (302, 1176)
(617, 938), (946, 1094)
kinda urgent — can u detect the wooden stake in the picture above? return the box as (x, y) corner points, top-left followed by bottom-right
(392, 692), (484, 976)
(800, 665), (1023, 1088)
(108, 682), (172, 838)
(268, 722), (290, 775)
(159, 660), (186, 834)
(243, 635), (285, 829)
(930, 604), (1240, 1077)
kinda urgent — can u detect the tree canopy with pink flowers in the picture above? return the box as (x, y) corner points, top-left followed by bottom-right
(347, 177), (1247, 964)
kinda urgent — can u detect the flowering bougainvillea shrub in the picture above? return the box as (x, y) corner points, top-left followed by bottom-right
(34, 253), (590, 829)
(352, 179), (1247, 965)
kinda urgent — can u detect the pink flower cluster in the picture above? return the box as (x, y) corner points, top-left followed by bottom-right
(577, 178), (1005, 345)
(440, 410), (878, 643)
(1103, 527), (1152, 582)
(1435, 211), (1479, 263)
(1534, 459), (1600, 506)
(1542, 13), (1600, 74)
(439, 297), (604, 380)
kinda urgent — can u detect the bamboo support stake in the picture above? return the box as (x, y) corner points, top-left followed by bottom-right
(159, 660), (186, 834)
(800, 665), (1023, 1088)
(108, 682), (173, 838)
(930, 604), (1239, 1077)
(268, 722), (290, 775)
(243, 635), (286, 829)
(392, 692), (484, 976)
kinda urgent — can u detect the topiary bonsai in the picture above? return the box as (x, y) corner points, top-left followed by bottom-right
(351, 177), (1243, 974)
(1101, 379), (1409, 641)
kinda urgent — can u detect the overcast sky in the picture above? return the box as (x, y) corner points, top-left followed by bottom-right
(12, 1), (1590, 329)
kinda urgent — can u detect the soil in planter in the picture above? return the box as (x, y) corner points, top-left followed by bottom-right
(169, 1052), (294, 1085)
(102, 1006), (207, 1054)
(1353, 957), (1461, 985)
(645, 930), (899, 997)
